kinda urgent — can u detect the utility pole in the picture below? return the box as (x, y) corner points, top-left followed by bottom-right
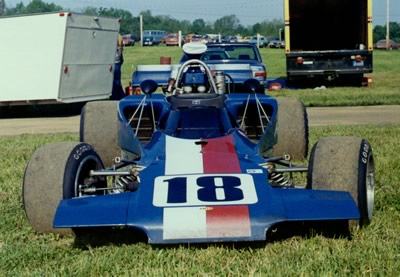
(386, 0), (390, 49)
(140, 14), (143, 47)
(0, 0), (5, 16)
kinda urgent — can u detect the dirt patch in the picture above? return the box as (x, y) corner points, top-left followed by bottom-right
(0, 116), (80, 136)
(307, 105), (400, 126)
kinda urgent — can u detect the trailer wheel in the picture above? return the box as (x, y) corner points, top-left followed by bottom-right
(22, 142), (105, 234)
(307, 137), (375, 227)
(272, 97), (309, 160)
(80, 101), (120, 167)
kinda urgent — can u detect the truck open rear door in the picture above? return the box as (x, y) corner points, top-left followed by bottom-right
(284, 0), (373, 85)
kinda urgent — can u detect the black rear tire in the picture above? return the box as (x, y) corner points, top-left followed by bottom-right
(307, 137), (375, 227)
(23, 142), (105, 234)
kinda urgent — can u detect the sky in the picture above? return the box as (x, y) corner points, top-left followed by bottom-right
(16, 0), (400, 27)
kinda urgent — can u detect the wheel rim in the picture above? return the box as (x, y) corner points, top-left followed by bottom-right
(366, 155), (375, 221)
(74, 155), (104, 197)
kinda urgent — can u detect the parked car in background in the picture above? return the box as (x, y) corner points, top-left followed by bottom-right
(191, 34), (208, 44)
(142, 36), (159, 46)
(374, 39), (400, 50)
(184, 33), (195, 43)
(165, 33), (183, 46)
(206, 34), (219, 42)
(268, 40), (284, 48)
(221, 35), (237, 43)
(242, 36), (252, 43)
(249, 35), (268, 48)
(184, 34), (208, 44)
(131, 35), (141, 42)
(122, 34), (135, 46)
(267, 36), (280, 42)
(143, 30), (167, 44)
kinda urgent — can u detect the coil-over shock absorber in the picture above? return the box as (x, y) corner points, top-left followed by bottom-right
(260, 155), (308, 188)
(260, 155), (294, 187)
(270, 170), (291, 187)
(264, 163), (292, 187)
(111, 157), (141, 193)
(114, 175), (139, 192)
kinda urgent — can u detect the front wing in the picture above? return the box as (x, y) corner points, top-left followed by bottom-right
(54, 185), (359, 244)
(54, 134), (359, 243)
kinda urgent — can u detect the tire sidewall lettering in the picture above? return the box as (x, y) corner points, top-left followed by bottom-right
(73, 144), (92, 160)
(361, 142), (370, 164)
(358, 139), (373, 225)
(64, 143), (103, 199)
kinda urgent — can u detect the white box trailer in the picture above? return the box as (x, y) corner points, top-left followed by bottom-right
(0, 12), (120, 106)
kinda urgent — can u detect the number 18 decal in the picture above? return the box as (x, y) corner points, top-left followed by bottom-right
(153, 174), (258, 207)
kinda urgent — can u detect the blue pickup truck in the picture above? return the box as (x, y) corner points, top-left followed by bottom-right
(132, 42), (267, 93)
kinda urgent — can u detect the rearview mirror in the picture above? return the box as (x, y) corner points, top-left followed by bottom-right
(243, 78), (261, 93)
(140, 79), (158, 95)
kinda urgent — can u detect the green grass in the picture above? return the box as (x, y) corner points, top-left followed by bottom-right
(121, 46), (400, 106)
(1, 125), (400, 275)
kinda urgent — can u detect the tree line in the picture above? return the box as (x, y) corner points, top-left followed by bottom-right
(2, 0), (399, 42)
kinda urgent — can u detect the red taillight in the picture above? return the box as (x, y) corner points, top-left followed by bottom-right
(269, 82), (282, 91)
(362, 77), (373, 87)
(109, 65), (113, 72)
(355, 55), (363, 62)
(63, 66), (68, 74)
(254, 72), (267, 78)
(296, 57), (304, 65)
(59, 12), (71, 17)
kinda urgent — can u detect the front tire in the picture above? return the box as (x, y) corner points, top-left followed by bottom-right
(23, 142), (105, 234)
(307, 137), (375, 226)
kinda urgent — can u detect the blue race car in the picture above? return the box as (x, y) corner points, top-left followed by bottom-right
(23, 43), (375, 244)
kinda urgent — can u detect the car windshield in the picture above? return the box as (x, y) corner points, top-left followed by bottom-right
(202, 45), (258, 61)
